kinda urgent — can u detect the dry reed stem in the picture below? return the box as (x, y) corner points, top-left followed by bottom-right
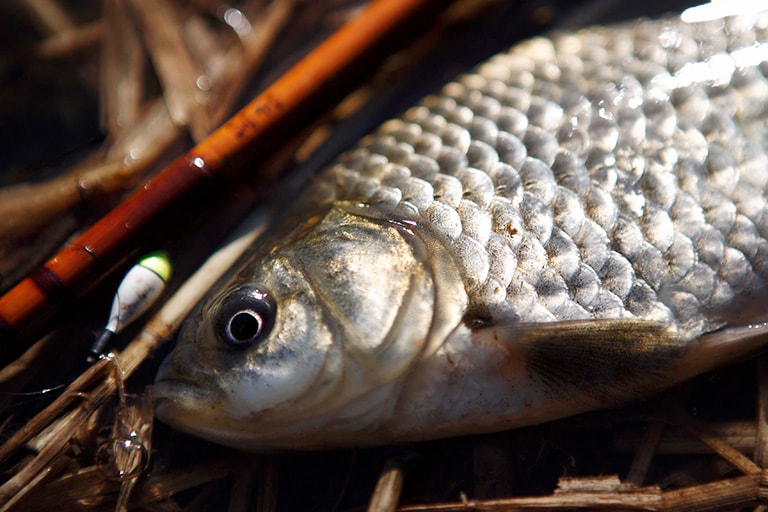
(100, 0), (145, 137)
(15, 0), (77, 36)
(368, 458), (405, 512)
(255, 458), (278, 512)
(0, 103), (179, 242)
(676, 413), (762, 476)
(756, 357), (768, 466)
(662, 474), (763, 512)
(111, 392), (154, 512)
(399, 476), (666, 511)
(227, 458), (261, 512)
(614, 421), (759, 455)
(129, 455), (250, 507)
(0, 448), (73, 512)
(37, 20), (103, 58)
(473, 433), (515, 499)
(17, 466), (122, 510)
(397, 473), (768, 511)
(209, 0), (296, 128)
(0, 100), (183, 300)
(128, 0), (210, 139)
(26, 407), (84, 453)
(626, 422), (665, 486)
(14, 454), (249, 510)
(0, 404), (97, 510)
(181, 483), (222, 512)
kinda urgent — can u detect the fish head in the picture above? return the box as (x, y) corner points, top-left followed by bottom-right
(154, 205), (467, 449)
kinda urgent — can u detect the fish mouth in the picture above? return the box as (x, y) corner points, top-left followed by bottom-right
(153, 343), (216, 405)
(153, 378), (212, 403)
(153, 377), (219, 422)
(154, 377), (262, 449)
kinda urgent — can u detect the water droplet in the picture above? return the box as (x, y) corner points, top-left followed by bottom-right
(96, 437), (149, 481)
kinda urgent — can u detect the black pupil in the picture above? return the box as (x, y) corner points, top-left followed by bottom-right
(229, 311), (262, 342)
(215, 285), (275, 349)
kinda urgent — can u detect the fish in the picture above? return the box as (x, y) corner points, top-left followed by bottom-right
(154, 6), (768, 450)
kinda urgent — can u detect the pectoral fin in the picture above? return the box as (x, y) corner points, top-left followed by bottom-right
(480, 319), (683, 407)
(473, 316), (768, 412)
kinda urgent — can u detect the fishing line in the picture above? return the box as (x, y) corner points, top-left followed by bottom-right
(0, 359), (95, 406)
(0, 361), (91, 400)
(0, 383), (67, 397)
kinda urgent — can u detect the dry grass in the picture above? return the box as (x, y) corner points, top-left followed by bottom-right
(3, 1), (768, 511)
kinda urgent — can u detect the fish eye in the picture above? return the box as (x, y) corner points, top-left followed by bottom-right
(214, 286), (276, 349)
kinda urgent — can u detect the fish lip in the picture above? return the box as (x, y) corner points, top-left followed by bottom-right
(153, 378), (216, 411)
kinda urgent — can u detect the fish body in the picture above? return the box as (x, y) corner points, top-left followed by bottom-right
(155, 8), (768, 449)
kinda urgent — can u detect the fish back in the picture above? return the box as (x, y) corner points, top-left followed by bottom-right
(306, 13), (768, 341)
